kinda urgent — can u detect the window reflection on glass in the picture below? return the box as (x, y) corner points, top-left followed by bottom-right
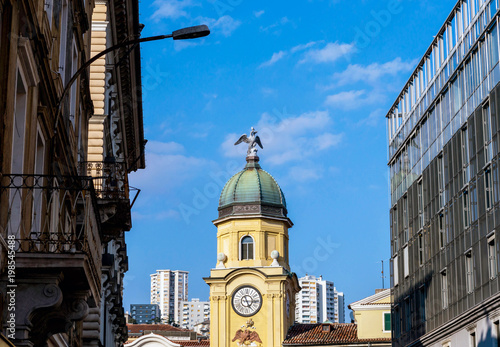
(438, 156), (445, 208)
(464, 189), (470, 229)
(418, 233), (424, 266)
(488, 237), (497, 279)
(418, 181), (424, 230)
(439, 214), (446, 248)
(486, 167), (493, 210)
(441, 270), (448, 309)
(465, 251), (474, 293)
(471, 184), (478, 222)
(484, 104), (493, 163)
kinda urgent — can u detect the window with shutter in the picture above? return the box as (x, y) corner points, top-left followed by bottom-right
(383, 312), (391, 332)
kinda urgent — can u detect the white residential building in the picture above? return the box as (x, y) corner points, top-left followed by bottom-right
(295, 275), (345, 323)
(179, 298), (210, 329)
(332, 288), (345, 323)
(150, 270), (189, 324)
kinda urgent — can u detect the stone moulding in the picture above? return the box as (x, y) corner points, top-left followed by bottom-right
(218, 204), (286, 218)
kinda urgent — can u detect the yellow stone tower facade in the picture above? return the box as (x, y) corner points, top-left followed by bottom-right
(204, 131), (300, 347)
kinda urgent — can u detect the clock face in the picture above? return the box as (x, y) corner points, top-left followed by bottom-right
(232, 286), (262, 317)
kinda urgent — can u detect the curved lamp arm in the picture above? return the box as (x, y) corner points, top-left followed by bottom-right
(52, 24), (210, 135)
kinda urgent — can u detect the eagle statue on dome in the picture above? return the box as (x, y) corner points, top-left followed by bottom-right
(232, 319), (262, 346)
(234, 127), (263, 156)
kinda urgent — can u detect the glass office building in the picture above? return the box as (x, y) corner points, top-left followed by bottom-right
(387, 0), (500, 345)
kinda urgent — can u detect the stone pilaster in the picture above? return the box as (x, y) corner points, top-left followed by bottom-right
(88, 115), (105, 162)
(82, 307), (100, 347)
(88, 0), (108, 163)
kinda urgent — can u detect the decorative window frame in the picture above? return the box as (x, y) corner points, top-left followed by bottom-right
(239, 234), (255, 261)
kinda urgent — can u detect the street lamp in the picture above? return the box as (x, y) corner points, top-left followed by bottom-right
(53, 24), (210, 134)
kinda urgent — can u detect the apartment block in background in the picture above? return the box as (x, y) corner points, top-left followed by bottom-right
(130, 304), (161, 324)
(151, 270), (189, 323)
(179, 298), (210, 329)
(295, 275), (345, 323)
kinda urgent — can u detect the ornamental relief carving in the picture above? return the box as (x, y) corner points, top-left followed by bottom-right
(265, 293), (283, 299)
(219, 207), (233, 216)
(261, 206), (282, 215)
(210, 295), (227, 301)
(234, 205), (260, 213)
(232, 319), (262, 346)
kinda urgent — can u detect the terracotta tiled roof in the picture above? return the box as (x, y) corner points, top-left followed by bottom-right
(127, 324), (187, 333)
(178, 340), (210, 346)
(124, 335), (209, 346)
(283, 323), (391, 345)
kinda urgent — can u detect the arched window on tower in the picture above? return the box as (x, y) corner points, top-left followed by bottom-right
(240, 236), (254, 260)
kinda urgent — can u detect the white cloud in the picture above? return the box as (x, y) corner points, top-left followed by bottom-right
(132, 209), (180, 220)
(324, 90), (367, 109)
(319, 58), (416, 110)
(328, 166), (340, 175)
(147, 140), (185, 154)
(299, 42), (356, 64)
(187, 122), (215, 138)
(258, 41), (322, 68)
(194, 15), (241, 37)
(288, 166), (323, 182)
(260, 16), (291, 33)
(150, 2), (240, 37)
(211, 15), (241, 37)
(221, 111), (343, 165)
(290, 41), (321, 53)
(260, 87), (276, 96)
(357, 108), (385, 127)
(259, 51), (287, 68)
(151, 0), (196, 21)
(332, 57), (417, 86)
(130, 141), (216, 195)
(314, 133), (343, 150)
(324, 89), (387, 110)
(202, 94), (218, 112)
(173, 39), (204, 51)
(324, 90), (386, 110)
(254, 10), (265, 18)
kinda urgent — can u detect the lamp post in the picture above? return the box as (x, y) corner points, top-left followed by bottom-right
(53, 24), (210, 134)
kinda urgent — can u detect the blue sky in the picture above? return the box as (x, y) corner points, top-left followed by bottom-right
(124, 0), (457, 316)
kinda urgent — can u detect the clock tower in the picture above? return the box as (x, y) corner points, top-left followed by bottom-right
(204, 130), (300, 347)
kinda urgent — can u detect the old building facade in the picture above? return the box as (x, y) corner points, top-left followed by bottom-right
(0, 0), (144, 344)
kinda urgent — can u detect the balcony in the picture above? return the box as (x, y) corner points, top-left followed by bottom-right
(0, 174), (102, 296)
(0, 174), (102, 343)
(80, 160), (137, 240)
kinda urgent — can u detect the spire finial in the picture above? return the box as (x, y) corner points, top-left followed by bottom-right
(234, 127), (264, 158)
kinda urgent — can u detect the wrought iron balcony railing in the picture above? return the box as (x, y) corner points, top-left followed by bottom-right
(80, 161), (129, 200)
(0, 174), (102, 290)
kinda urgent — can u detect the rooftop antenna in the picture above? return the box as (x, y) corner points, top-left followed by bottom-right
(381, 260), (385, 289)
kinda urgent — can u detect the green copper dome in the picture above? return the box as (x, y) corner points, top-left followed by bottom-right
(218, 158), (287, 219)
